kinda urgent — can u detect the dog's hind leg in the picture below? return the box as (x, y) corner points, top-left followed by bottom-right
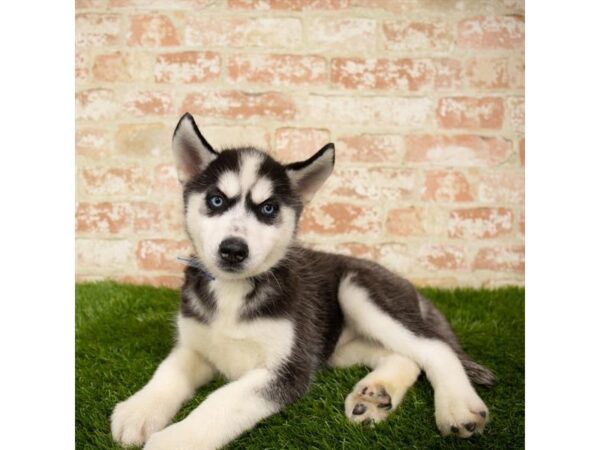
(329, 338), (421, 425)
(338, 275), (489, 438)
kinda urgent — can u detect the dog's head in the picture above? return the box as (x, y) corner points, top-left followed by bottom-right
(172, 113), (335, 280)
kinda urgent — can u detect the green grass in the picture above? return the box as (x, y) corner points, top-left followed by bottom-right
(76, 282), (524, 450)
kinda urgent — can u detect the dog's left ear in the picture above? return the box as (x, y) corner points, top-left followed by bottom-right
(285, 143), (335, 203)
(172, 113), (218, 184)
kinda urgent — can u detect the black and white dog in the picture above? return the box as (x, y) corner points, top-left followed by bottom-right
(111, 113), (496, 450)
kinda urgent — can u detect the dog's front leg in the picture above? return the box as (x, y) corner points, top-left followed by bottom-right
(144, 368), (282, 450)
(111, 346), (215, 447)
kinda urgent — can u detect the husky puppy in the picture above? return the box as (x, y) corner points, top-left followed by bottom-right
(111, 113), (496, 450)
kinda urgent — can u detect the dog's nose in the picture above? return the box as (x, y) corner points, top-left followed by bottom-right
(219, 238), (249, 264)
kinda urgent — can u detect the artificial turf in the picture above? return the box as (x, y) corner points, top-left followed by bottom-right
(76, 282), (524, 450)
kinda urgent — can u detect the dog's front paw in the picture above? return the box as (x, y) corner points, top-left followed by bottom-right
(435, 387), (489, 438)
(111, 391), (173, 446)
(143, 422), (194, 450)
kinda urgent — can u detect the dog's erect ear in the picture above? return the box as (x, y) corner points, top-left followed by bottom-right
(172, 113), (218, 184)
(285, 143), (335, 203)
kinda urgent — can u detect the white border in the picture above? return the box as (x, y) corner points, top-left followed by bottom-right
(0, 2), (74, 448)
(527, 1), (600, 448)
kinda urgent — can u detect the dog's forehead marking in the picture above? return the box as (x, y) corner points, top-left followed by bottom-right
(218, 170), (241, 198)
(250, 177), (273, 204)
(240, 153), (264, 194)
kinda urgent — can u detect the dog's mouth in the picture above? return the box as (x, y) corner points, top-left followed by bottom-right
(217, 260), (246, 273)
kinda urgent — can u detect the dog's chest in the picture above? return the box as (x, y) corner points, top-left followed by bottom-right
(177, 280), (294, 380)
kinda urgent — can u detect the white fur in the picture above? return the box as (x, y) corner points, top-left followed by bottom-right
(337, 275), (489, 436)
(144, 369), (279, 450)
(111, 347), (215, 446)
(239, 152), (263, 193)
(250, 177), (273, 204)
(177, 278), (295, 380)
(218, 170), (241, 198)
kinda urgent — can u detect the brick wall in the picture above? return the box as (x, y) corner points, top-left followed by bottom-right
(75, 0), (525, 288)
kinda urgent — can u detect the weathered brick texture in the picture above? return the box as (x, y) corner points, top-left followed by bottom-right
(76, 0), (525, 288)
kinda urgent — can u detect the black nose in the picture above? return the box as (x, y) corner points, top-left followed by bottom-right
(218, 238), (249, 264)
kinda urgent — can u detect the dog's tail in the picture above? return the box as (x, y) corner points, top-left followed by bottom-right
(418, 294), (497, 388)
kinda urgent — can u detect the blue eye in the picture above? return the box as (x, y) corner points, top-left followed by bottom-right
(208, 195), (224, 208)
(260, 203), (277, 216)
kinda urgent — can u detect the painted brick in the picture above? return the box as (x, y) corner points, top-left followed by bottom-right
(76, 13), (122, 47)
(323, 167), (416, 202)
(131, 202), (162, 232)
(518, 209), (525, 237)
(201, 126), (271, 151)
(478, 171), (524, 203)
(465, 58), (509, 89)
(509, 55), (525, 89)
(75, 51), (90, 82)
(433, 58), (463, 90)
(274, 128), (331, 162)
(405, 135), (511, 167)
(331, 58), (434, 91)
(458, 16), (525, 50)
(77, 0), (108, 8)
(386, 207), (424, 236)
(154, 163), (181, 193)
(155, 51), (221, 84)
(162, 200), (186, 234)
(437, 97), (504, 129)
(128, 14), (180, 47)
(92, 51), (154, 82)
(305, 95), (432, 126)
(507, 96), (525, 131)
(374, 243), (414, 274)
(327, 242), (380, 260)
(76, 201), (162, 234)
(182, 91), (296, 120)
(76, 202), (131, 234)
(228, 0), (350, 9)
(422, 170), (473, 202)
(519, 138), (525, 166)
(185, 17), (302, 48)
(335, 134), (404, 163)
(473, 246), (524, 272)
(299, 203), (381, 236)
(448, 207), (513, 239)
(76, 89), (120, 121)
(136, 239), (192, 271)
(124, 90), (173, 116)
(110, 0), (212, 7)
(115, 123), (170, 157)
(228, 54), (327, 87)
(80, 167), (151, 196)
(161, 197), (187, 234)
(383, 20), (453, 52)
(76, 128), (113, 158)
(307, 18), (376, 52)
(419, 244), (467, 270)
(76, 239), (132, 272)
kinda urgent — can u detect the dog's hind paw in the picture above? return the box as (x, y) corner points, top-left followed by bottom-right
(434, 388), (489, 438)
(345, 382), (395, 425)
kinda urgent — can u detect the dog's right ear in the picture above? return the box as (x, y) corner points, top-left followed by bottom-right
(172, 113), (218, 184)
